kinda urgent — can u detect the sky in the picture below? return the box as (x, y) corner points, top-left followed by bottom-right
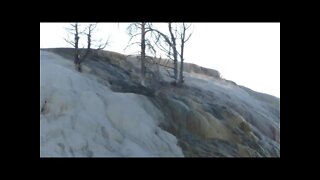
(40, 23), (280, 98)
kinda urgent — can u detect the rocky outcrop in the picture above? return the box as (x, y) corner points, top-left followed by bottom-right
(183, 63), (221, 79)
(41, 48), (280, 157)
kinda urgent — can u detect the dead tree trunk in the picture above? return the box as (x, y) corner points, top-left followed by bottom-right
(73, 24), (81, 71)
(179, 23), (192, 84)
(168, 23), (178, 82)
(141, 23), (146, 84)
(78, 24), (93, 70)
(179, 40), (184, 84)
(72, 24), (79, 65)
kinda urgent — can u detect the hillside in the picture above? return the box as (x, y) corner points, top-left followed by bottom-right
(40, 48), (280, 157)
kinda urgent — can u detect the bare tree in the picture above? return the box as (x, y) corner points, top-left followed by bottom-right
(148, 23), (193, 84)
(126, 23), (155, 85)
(65, 23), (109, 72)
(89, 24), (110, 50)
(148, 23), (179, 83)
(178, 23), (193, 84)
(64, 23), (81, 68)
(168, 23), (179, 82)
(78, 23), (95, 67)
(125, 23), (192, 85)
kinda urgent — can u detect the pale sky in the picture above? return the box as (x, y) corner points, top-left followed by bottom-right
(40, 23), (280, 98)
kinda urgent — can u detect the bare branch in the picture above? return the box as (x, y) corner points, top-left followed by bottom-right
(185, 32), (193, 43)
(65, 27), (75, 32)
(146, 39), (156, 52)
(90, 23), (97, 31)
(127, 23), (140, 36)
(152, 35), (171, 55)
(127, 32), (142, 44)
(64, 38), (75, 47)
(183, 23), (193, 43)
(97, 40), (109, 50)
(148, 27), (172, 47)
(124, 41), (141, 52)
(185, 23), (192, 30)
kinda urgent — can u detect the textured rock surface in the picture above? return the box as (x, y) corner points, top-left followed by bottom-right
(41, 48), (280, 157)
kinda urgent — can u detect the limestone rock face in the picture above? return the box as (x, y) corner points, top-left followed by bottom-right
(40, 48), (280, 157)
